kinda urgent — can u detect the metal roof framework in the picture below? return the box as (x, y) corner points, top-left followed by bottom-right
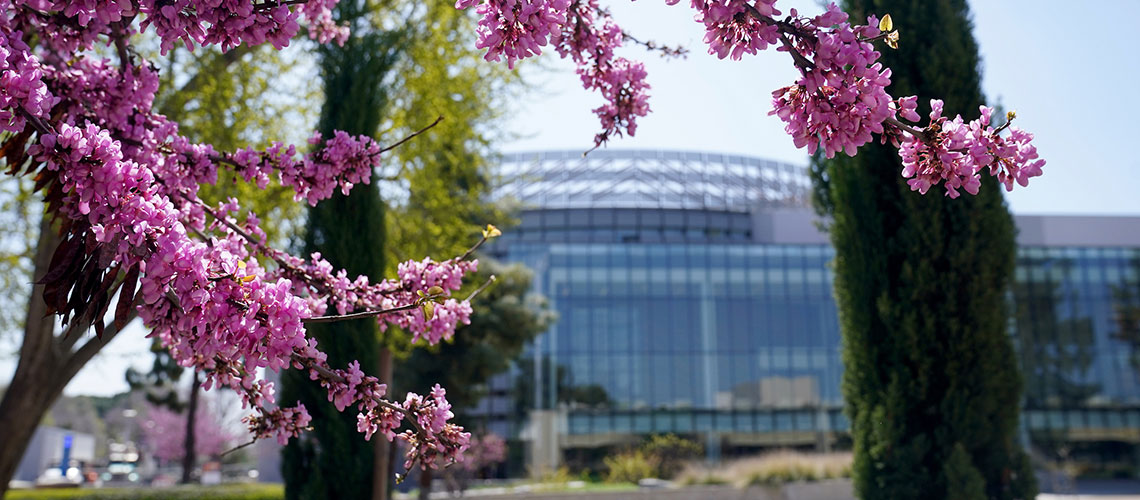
(496, 149), (812, 212)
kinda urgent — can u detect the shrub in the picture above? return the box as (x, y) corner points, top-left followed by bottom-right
(640, 434), (702, 479)
(677, 451), (853, 487)
(603, 450), (656, 483)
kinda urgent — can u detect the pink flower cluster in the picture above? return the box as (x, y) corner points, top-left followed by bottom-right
(897, 101), (1044, 198)
(455, 0), (1045, 195)
(456, 0), (649, 146)
(356, 385), (471, 470)
(13, 0), (133, 53)
(459, 0), (571, 69)
(461, 432), (507, 472)
(226, 130), (383, 206)
(556, 0), (650, 146)
(384, 258), (477, 344)
(11, 0), (344, 55)
(265, 250), (476, 345)
(0, 21), (55, 133)
(292, 355), (469, 469)
(397, 385), (471, 470)
(245, 404), (314, 446)
(142, 401), (237, 462)
(768, 6), (892, 158)
(1, 0), (474, 470)
(137, 0), (348, 53)
(689, 0), (780, 60)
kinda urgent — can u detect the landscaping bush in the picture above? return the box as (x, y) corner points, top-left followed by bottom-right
(603, 450), (656, 484)
(678, 451), (852, 487)
(640, 434), (702, 479)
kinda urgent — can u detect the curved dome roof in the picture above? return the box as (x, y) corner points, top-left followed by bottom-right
(496, 149), (811, 211)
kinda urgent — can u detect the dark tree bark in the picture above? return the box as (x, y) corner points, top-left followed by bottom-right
(374, 348), (393, 500)
(181, 370), (201, 484)
(418, 465), (433, 500)
(0, 215), (130, 496)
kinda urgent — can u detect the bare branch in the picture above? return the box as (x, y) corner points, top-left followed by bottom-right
(220, 439), (257, 458)
(303, 302), (420, 324)
(464, 274), (496, 302)
(379, 116), (444, 154)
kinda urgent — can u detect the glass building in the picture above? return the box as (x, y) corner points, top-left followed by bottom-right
(480, 149), (1140, 473)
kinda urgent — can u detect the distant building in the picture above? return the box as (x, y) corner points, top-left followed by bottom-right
(14, 427), (96, 483)
(482, 149), (1140, 475)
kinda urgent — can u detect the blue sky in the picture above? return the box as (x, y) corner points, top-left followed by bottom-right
(5, 0), (1137, 398)
(501, 0), (1140, 216)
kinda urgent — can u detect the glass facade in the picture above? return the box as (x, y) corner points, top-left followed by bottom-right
(487, 213), (1140, 456)
(1013, 247), (1140, 466)
(486, 150), (1140, 469)
(506, 241), (843, 433)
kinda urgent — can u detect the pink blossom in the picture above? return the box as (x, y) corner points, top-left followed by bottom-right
(0, 0), (474, 469)
(141, 401), (237, 463)
(461, 433), (507, 472)
(897, 101), (1044, 198)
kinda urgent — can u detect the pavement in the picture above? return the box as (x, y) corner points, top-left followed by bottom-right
(423, 479), (1140, 500)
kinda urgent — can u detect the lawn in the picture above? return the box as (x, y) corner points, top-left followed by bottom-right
(6, 484), (283, 500)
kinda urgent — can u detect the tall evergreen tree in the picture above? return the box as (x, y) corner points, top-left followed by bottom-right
(810, 2), (1035, 499)
(279, 2), (402, 499)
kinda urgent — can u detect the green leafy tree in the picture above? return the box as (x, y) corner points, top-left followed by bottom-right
(810, 1), (1035, 499)
(152, 43), (317, 245)
(382, 0), (518, 269)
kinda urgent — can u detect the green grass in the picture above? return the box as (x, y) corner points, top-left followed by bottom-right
(6, 483), (283, 500)
(540, 482), (638, 493)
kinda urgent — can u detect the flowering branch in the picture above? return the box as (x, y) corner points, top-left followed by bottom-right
(454, 0), (1045, 196)
(0, 0), (481, 471)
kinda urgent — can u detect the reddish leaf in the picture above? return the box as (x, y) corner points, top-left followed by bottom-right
(114, 266), (140, 330)
(36, 234), (82, 286)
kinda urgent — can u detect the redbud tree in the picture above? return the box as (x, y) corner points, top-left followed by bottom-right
(0, 0), (1044, 491)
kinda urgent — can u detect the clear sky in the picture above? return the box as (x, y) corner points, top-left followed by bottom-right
(4, 0), (1137, 398)
(501, 0), (1140, 216)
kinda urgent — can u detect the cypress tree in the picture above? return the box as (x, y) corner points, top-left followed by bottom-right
(811, 1), (1036, 499)
(279, 2), (402, 498)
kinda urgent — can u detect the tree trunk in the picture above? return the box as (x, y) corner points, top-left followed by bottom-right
(373, 347), (392, 500)
(0, 215), (132, 497)
(181, 369), (201, 484)
(418, 466), (433, 500)
(0, 215), (65, 495)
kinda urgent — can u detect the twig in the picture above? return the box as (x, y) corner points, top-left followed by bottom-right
(220, 439), (257, 458)
(884, 115), (927, 140)
(379, 116), (444, 154)
(303, 302), (420, 324)
(458, 232), (490, 262)
(621, 31), (688, 59)
(112, 23), (131, 72)
(253, 0), (308, 10)
(742, 5), (815, 71)
(464, 274), (497, 302)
